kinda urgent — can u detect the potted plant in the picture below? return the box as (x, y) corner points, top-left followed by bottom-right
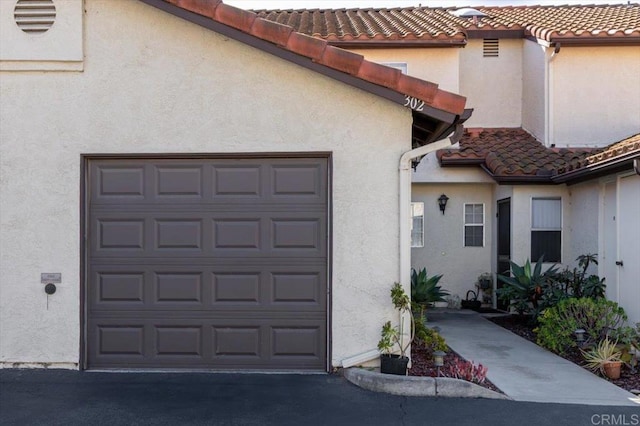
(478, 272), (493, 290)
(378, 282), (414, 375)
(581, 338), (623, 379)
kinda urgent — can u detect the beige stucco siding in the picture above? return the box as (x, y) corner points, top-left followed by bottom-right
(348, 47), (460, 93)
(459, 39), (523, 128)
(0, 0), (413, 367)
(567, 181), (599, 263)
(411, 183), (494, 302)
(522, 41), (547, 142)
(551, 46), (640, 147)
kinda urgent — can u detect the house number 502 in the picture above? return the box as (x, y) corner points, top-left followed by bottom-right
(404, 96), (425, 112)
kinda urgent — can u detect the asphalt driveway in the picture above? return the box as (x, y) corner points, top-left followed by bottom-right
(1, 369), (639, 426)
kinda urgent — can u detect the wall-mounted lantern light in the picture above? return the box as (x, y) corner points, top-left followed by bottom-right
(438, 194), (449, 215)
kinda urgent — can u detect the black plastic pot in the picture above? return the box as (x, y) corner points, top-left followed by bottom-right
(461, 300), (482, 310)
(380, 354), (409, 375)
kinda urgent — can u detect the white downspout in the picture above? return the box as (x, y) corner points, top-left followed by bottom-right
(399, 138), (457, 291)
(545, 43), (561, 147)
(340, 136), (456, 369)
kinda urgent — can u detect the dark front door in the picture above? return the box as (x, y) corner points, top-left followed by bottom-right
(497, 198), (511, 311)
(85, 157), (328, 371)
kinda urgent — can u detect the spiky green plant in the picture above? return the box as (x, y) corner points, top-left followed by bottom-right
(581, 338), (622, 377)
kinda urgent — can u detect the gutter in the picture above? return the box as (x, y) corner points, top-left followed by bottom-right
(552, 153), (639, 184)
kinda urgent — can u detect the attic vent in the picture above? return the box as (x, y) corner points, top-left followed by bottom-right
(14, 0), (56, 33)
(483, 39), (499, 58)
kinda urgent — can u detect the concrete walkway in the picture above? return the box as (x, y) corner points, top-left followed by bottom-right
(428, 309), (640, 407)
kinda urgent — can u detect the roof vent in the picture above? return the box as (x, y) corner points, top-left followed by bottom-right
(14, 0), (56, 33)
(450, 7), (488, 24)
(483, 39), (499, 57)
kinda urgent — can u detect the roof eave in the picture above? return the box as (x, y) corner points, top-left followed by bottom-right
(528, 34), (640, 47)
(552, 152), (640, 184)
(328, 39), (466, 48)
(140, 0), (468, 134)
(465, 28), (525, 39)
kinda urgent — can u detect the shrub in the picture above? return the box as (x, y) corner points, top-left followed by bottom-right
(445, 359), (488, 384)
(414, 319), (447, 354)
(536, 298), (627, 354)
(547, 254), (606, 301)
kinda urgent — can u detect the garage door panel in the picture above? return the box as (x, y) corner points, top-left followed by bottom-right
(88, 318), (325, 369)
(90, 265), (326, 312)
(91, 159), (326, 206)
(87, 157), (328, 371)
(92, 212), (326, 258)
(155, 165), (204, 198)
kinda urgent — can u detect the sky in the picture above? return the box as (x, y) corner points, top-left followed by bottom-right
(226, 0), (629, 10)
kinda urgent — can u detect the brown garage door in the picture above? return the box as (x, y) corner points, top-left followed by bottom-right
(85, 157), (328, 371)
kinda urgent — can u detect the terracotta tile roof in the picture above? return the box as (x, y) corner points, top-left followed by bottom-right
(255, 8), (467, 44)
(258, 4), (640, 44)
(582, 133), (640, 166)
(149, 0), (466, 118)
(437, 128), (594, 182)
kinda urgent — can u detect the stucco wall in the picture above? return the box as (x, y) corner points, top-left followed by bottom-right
(551, 45), (640, 147)
(459, 39), (523, 128)
(522, 41), (546, 143)
(348, 47), (460, 93)
(412, 152), (495, 183)
(0, 0), (413, 368)
(411, 183), (494, 302)
(567, 181), (599, 266)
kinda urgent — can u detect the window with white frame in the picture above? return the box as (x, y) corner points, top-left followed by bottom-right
(380, 62), (408, 75)
(531, 198), (562, 262)
(464, 203), (484, 247)
(411, 202), (424, 248)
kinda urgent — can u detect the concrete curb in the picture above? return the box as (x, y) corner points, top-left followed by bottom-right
(343, 368), (511, 399)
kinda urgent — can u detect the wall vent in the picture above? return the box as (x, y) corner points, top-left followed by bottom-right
(14, 0), (56, 33)
(483, 39), (499, 58)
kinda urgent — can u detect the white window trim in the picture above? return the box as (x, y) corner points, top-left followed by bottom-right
(411, 202), (424, 248)
(463, 203), (485, 247)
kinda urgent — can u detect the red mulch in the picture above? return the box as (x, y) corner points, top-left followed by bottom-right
(488, 315), (640, 394)
(409, 345), (503, 394)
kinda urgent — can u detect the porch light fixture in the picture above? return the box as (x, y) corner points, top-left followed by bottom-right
(438, 194), (449, 215)
(411, 155), (424, 172)
(434, 350), (446, 376)
(575, 329), (586, 346)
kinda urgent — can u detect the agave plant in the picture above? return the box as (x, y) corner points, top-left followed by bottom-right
(497, 256), (558, 316)
(411, 268), (448, 318)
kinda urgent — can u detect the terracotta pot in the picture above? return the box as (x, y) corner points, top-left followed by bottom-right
(380, 354), (409, 375)
(603, 361), (622, 380)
